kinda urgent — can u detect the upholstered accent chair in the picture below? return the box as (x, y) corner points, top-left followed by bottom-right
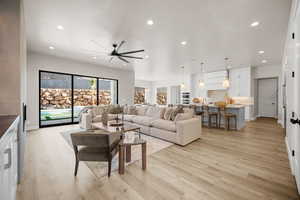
(70, 130), (121, 177)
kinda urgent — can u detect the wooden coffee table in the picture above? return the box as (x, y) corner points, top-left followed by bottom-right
(118, 137), (147, 175)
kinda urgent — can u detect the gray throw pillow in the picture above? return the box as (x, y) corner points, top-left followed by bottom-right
(170, 107), (184, 121)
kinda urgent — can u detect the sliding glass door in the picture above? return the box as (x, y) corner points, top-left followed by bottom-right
(39, 71), (118, 127)
(73, 76), (97, 122)
(40, 72), (72, 126)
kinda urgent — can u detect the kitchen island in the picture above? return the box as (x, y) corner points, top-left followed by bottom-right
(195, 104), (246, 130)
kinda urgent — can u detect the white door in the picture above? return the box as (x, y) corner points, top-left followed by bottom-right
(293, 0), (300, 191)
(258, 78), (278, 118)
(285, 0), (300, 192)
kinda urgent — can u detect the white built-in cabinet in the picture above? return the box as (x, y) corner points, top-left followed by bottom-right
(0, 117), (19, 200)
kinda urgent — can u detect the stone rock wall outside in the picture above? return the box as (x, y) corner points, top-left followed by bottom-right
(41, 88), (112, 109)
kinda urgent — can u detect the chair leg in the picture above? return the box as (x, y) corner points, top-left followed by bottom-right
(208, 116), (211, 128)
(74, 159), (79, 176)
(108, 159), (112, 177)
(235, 116), (237, 130)
(228, 118), (231, 130)
(226, 117), (229, 131)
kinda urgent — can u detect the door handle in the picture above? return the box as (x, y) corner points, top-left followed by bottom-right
(290, 118), (300, 125)
(4, 148), (12, 170)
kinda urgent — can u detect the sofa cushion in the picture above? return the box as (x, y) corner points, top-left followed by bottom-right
(132, 116), (153, 126)
(91, 106), (105, 117)
(174, 112), (193, 122)
(123, 114), (135, 122)
(151, 119), (176, 132)
(128, 106), (137, 115)
(136, 106), (148, 116)
(145, 106), (165, 119)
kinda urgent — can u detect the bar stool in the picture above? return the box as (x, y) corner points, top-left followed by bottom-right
(202, 105), (218, 128)
(218, 105), (237, 131)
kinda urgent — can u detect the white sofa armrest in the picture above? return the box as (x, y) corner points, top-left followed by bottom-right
(79, 113), (92, 130)
(175, 117), (202, 146)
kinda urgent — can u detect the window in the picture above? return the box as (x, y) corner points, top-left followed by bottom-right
(98, 79), (118, 105)
(39, 71), (118, 127)
(134, 87), (146, 104)
(156, 87), (167, 105)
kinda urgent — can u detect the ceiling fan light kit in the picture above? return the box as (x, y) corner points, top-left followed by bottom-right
(109, 40), (145, 63)
(90, 40), (145, 64)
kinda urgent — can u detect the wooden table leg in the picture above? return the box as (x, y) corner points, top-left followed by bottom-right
(142, 143), (146, 170)
(126, 145), (131, 163)
(118, 145), (125, 174)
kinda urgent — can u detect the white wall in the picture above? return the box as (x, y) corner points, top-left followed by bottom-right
(0, 0), (22, 115)
(0, 0), (27, 182)
(27, 52), (135, 130)
(252, 64), (283, 124)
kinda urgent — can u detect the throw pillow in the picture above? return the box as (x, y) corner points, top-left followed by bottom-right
(128, 106), (137, 115)
(164, 107), (174, 120)
(160, 107), (166, 119)
(136, 106), (148, 116)
(170, 107), (184, 121)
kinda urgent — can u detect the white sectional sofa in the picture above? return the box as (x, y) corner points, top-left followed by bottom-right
(80, 105), (202, 146)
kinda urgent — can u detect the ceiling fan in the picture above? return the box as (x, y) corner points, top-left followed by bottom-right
(90, 40), (145, 64)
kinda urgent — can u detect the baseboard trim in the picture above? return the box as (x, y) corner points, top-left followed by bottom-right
(26, 124), (39, 131)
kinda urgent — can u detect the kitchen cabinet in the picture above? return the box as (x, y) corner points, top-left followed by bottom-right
(228, 67), (251, 97)
(0, 116), (19, 200)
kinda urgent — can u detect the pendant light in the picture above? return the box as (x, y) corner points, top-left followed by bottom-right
(222, 58), (230, 89)
(199, 62), (205, 88)
(180, 66), (185, 89)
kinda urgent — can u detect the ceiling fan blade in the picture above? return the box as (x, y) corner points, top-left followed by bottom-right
(116, 40), (125, 51)
(119, 55), (143, 59)
(118, 49), (145, 55)
(118, 56), (130, 63)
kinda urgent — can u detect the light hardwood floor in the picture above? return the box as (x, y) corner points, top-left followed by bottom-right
(17, 118), (299, 200)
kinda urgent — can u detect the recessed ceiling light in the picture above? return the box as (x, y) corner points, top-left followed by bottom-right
(251, 21), (260, 27)
(181, 41), (187, 45)
(49, 46), (55, 50)
(258, 50), (264, 54)
(147, 20), (154, 26)
(262, 60), (267, 63)
(56, 25), (64, 30)
(92, 56), (97, 59)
